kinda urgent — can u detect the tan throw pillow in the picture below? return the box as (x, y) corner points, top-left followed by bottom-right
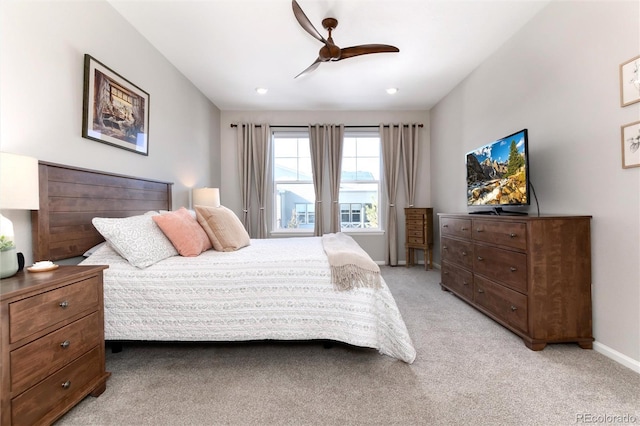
(195, 205), (250, 252)
(152, 207), (212, 257)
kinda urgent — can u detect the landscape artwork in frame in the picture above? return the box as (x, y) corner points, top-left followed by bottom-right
(621, 120), (640, 169)
(620, 55), (640, 107)
(82, 54), (150, 155)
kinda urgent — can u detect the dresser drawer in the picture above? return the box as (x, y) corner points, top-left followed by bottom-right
(473, 245), (527, 293)
(441, 262), (473, 302)
(11, 346), (102, 426)
(11, 312), (102, 395)
(441, 237), (473, 269)
(473, 219), (527, 251)
(474, 276), (528, 333)
(441, 217), (471, 239)
(9, 276), (100, 343)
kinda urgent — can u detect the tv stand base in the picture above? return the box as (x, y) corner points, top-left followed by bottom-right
(469, 207), (528, 216)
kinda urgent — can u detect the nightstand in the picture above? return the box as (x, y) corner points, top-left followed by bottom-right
(0, 265), (110, 426)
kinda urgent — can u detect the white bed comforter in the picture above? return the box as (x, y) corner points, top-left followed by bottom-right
(80, 237), (416, 363)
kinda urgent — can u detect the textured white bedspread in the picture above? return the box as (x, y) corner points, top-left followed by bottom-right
(81, 237), (416, 363)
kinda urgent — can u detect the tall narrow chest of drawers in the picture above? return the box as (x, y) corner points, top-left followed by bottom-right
(405, 208), (434, 270)
(438, 214), (593, 350)
(0, 265), (110, 426)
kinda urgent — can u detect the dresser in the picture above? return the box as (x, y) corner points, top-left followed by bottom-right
(438, 213), (593, 350)
(0, 265), (110, 426)
(405, 208), (434, 270)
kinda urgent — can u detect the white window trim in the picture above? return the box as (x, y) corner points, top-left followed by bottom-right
(270, 128), (385, 236)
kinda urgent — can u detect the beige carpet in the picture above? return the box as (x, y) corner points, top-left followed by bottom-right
(56, 266), (639, 425)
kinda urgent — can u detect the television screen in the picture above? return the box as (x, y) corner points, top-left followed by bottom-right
(466, 129), (529, 210)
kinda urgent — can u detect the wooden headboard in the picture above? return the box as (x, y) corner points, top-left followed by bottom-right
(31, 161), (173, 261)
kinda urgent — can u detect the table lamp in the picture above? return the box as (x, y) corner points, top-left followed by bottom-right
(0, 152), (39, 278)
(192, 187), (220, 208)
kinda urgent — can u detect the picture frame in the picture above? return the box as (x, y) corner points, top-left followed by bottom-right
(619, 55), (640, 107)
(621, 120), (640, 169)
(82, 54), (150, 155)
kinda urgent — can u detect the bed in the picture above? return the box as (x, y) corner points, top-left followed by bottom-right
(32, 162), (416, 363)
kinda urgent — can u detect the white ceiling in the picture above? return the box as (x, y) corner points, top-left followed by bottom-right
(108, 0), (549, 111)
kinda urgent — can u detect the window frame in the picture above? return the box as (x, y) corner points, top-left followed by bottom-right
(272, 130), (314, 233)
(270, 128), (383, 236)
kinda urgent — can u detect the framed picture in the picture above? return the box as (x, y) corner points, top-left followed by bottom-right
(620, 55), (640, 107)
(82, 54), (150, 155)
(621, 120), (640, 169)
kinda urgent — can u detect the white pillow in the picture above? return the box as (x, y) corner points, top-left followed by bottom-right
(92, 214), (178, 268)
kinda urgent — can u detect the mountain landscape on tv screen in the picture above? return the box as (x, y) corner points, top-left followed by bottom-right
(467, 138), (527, 205)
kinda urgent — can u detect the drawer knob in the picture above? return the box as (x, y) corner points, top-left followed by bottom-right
(60, 340), (71, 349)
(59, 300), (69, 309)
(443, 245), (448, 250)
(477, 289), (485, 294)
(510, 305), (518, 311)
(463, 281), (469, 286)
(61, 380), (71, 389)
(477, 256), (484, 261)
(461, 227), (468, 231)
(443, 271), (449, 275)
(443, 224), (449, 228)
(461, 251), (467, 256)
(510, 267), (517, 272)
(476, 228), (484, 233)
(509, 233), (517, 238)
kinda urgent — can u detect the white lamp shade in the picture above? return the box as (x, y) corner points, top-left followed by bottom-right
(0, 152), (40, 210)
(192, 187), (220, 208)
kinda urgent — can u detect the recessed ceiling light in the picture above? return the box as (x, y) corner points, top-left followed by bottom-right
(255, 87), (268, 95)
(386, 88), (398, 95)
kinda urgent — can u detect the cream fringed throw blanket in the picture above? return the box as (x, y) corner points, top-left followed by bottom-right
(322, 232), (381, 291)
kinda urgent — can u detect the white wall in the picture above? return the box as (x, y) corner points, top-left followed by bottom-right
(430, 1), (640, 370)
(0, 0), (221, 265)
(221, 110), (429, 262)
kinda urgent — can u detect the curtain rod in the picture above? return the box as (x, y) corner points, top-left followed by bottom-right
(230, 123), (423, 128)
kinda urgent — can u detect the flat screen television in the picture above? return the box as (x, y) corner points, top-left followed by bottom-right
(466, 129), (529, 215)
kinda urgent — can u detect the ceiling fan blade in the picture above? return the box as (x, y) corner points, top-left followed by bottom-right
(338, 44), (400, 61)
(295, 58), (322, 79)
(292, 0), (327, 44)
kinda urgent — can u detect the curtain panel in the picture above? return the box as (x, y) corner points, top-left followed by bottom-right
(236, 123), (271, 238)
(401, 124), (419, 208)
(381, 123), (421, 266)
(309, 124), (326, 236)
(380, 124), (402, 266)
(252, 125), (271, 239)
(326, 124), (345, 233)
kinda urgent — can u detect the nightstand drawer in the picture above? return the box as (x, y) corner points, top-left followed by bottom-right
(11, 346), (102, 426)
(11, 312), (102, 395)
(9, 276), (99, 343)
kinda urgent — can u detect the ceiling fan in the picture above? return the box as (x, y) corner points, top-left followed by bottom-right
(292, 0), (400, 78)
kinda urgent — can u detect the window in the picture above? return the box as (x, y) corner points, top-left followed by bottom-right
(272, 129), (381, 233)
(273, 132), (313, 230)
(295, 203), (315, 225)
(340, 133), (380, 230)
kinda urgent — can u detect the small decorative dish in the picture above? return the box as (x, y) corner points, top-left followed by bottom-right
(27, 262), (59, 273)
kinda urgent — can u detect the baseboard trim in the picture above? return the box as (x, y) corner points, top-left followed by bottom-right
(593, 341), (640, 374)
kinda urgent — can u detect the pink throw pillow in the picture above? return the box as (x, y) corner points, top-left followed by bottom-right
(152, 207), (212, 256)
